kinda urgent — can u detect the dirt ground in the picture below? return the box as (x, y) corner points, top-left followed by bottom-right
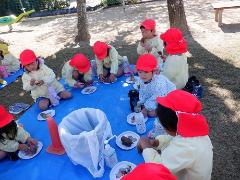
(0, 0), (240, 179)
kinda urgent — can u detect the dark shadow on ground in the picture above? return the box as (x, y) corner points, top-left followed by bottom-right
(220, 23), (240, 33)
(185, 32), (240, 180)
(45, 30), (139, 79)
(0, 29), (34, 34)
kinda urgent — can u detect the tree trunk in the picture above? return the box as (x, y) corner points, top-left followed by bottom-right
(75, 0), (90, 43)
(167, 0), (188, 33)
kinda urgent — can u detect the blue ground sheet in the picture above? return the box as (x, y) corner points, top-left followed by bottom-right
(0, 76), (155, 180)
(0, 68), (24, 90)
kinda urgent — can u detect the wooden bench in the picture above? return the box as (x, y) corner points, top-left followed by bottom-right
(212, 1), (240, 26)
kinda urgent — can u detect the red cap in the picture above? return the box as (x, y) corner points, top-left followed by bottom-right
(122, 163), (176, 180)
(93, 41), (110, 60)
(140, 19), (156, 30)
(69, 53), (90, 73)
(19, 49), (37, 66)
(160, 28), (188, 55)
(0, 105), (14, 128)
(136, 54), (157, 72)
(156, 90), (209, 137)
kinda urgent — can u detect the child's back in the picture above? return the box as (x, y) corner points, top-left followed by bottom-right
(0, 43), (20, 73)
(139, 90), (213, 180)
(1, 53), (20, 73)
(161, 135), (213, 180)
(160, 28), (189, 89)
(162, 54), (188, 89)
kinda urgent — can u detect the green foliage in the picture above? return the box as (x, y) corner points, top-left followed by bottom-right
(0, 0), (70, 16)
(41, 0), (69, 10)
(101, 0), (139, 6)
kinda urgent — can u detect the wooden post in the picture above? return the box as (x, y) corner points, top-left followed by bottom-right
(215, 10), (219, 22)
(122, 0), (126, 12)
(218, 9), (223, 26)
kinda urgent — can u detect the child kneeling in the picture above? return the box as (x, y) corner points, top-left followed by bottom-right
(62, 53), (93, 88)
(93, 41), (125, 83)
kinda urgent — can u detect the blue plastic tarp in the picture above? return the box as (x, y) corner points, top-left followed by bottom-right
(0, 76), (155, 180)
(0, 68), (24, 90)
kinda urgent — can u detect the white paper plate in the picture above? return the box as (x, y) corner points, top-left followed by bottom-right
(110, 161), (136, 180)
(127, 112), (148, 125)
(81, 86), (97, 94)
(125, 76), (139, 84)
(37, 109), (55, 121)
(116, 131), (140, 150)
(18, 141), (43, 160)
(0, 79), (7, 88)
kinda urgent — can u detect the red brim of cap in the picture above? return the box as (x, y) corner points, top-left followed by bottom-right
(160, 33), (166, 41)
(96, 45), (110, 60)
(96, 51), (107, 60)
(21, 57), (37, 66)
(76, 63), (90, 73)
(0, 113), (14, 128)
(136, 66), (153, 72)
(140, 24), (153, 30)
(156, 96), (172, 109)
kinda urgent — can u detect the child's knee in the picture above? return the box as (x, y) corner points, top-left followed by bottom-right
(0, 151), (7, 160)
(39, 99), (50, 110)
(60, 91), (72, 99)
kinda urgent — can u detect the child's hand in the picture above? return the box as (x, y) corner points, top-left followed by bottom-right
(27, 137), (38, 146)
(30, 79), (36, 86)
(35, 80), (44, 86)
(99, 74), (105, 82)
(141, 108), (148, 118)
(73, 82), (84, 88)
(144, 45), (152, 52)
(85, 80), (93, 86)
(109, 74), (116, 82)
(137, 137), (154, 153)
(18, 143), (30, 151)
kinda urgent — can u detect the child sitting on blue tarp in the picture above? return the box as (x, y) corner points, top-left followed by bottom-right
(93, 41), (125, 83)
(20, 49), (72, 110)
(0, 105), (38, 161)
(137, 90), (213, 180)
(135, 54), (176, 117)
(62, 53), (93, 88)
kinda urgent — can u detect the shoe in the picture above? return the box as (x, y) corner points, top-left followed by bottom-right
(9, 105), (23, 114)
(15, 103), (30, 110)
(193, 84), (203, 99)
(9, 103), (30, 114)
